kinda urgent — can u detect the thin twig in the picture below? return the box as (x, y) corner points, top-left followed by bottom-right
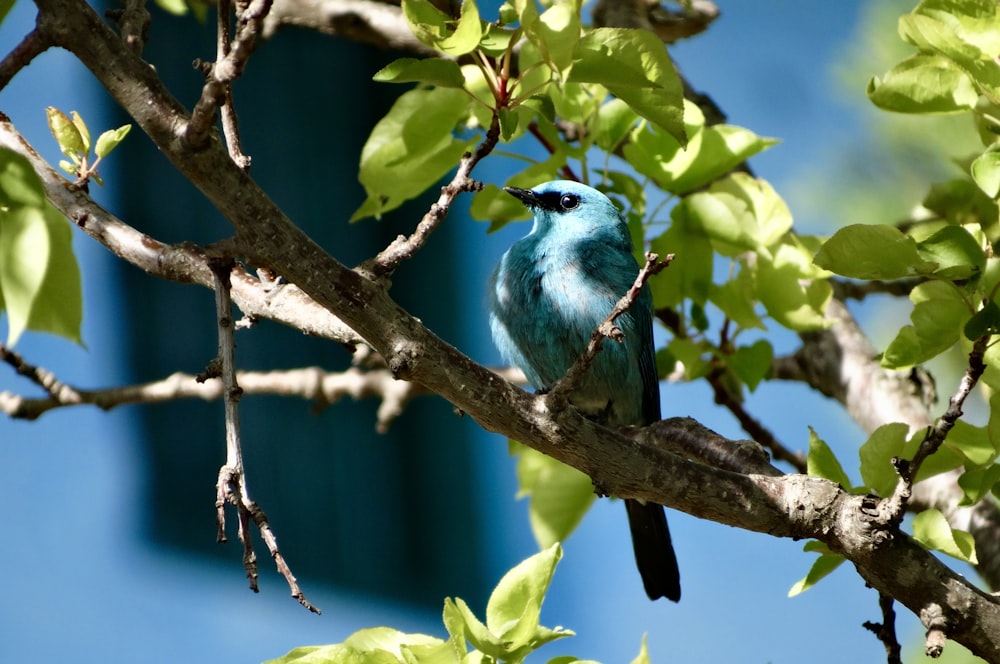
(884, 334), (989, 523)
(546, 252), (672, 410)
(217, 0), (251, 170)
(0, 343), (83, 404)
(105, 0), (151, 56)
(527, 121), (579, 182)
(0, 358), (524, 430)
(185, 0), (273, 150)
(863, 592), (903, 664)
(360, 112), (501, 280)
(706, 370), (807, 473)
(210, 258), (320, 613)
(0, 28), (54, 92)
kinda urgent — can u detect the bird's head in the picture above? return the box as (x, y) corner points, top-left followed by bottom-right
(504, 180), (628, 241)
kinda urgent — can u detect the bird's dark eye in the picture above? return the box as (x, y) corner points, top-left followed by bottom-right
(559, 194), (580, 210)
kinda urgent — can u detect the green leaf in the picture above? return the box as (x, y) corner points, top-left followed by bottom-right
(727, 339), (773, 392)
(649, 204), (713, 307)
(912, 508), (978, 563)
(591, 98), (639, 152)
(0, 0), (16, 26)
(478, 23), (519, 57)
(971, 145), (1000, 198)
(882, 281), (969, 369)
(153, 0), (189, 15)
(373, 57), (466, 88)
(947, 419), (995, 467)
(807, 427), (852, 488)
(448, 597), (505, 659)
(621, 102), (776, 197)
(513, 442), (596, 549)
(923, 178), (999, 235)
(470, 184), (530, 229)
(986, 392), (1000, 460)
(0, 203), (83, 346)
(683, 190), (756, 255)
(264, 627), (449, 663)
(755, 243), (831, 331)
(813, 224), (937, 279)
(665, 337), (711, 380)
(0, 148), (46, 208)
(569, 28), (685, 144)
(525, 1), (581, 75)
(900, 0), (1000, 62)
(70, 111), (91, 154)
(401, 0), (483, 56)
(867, 54), (979, 114)
(352, 88), (474, 221)
(630, 634), (652, 664)
(859, 422), (909, 497)
(958, 463), (1000, 506)
(708, 270), (765, 331)
(486, 543), (565, 648)
(915, 224), (985, 279)
(788, 549), (845, 597)
(45, 107), (87, 158)
(966, 300), (1000, 340)
(683, 174), (790, 255)
(94, 124), (131, 160)
(263, 644), (346, 664)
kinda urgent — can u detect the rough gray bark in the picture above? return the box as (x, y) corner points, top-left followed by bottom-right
(5, 0), (1000, 659)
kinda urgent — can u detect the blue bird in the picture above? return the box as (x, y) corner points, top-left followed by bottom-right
(488, 180), (681, 602)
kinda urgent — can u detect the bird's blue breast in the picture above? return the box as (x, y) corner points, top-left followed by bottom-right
(488, 232), (648, 425)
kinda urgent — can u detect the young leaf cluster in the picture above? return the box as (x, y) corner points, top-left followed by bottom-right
(265, 545), (643, 664)
(45, 106), (131, 187)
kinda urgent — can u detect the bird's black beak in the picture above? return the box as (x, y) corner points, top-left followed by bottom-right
(504, 186), (540, 208)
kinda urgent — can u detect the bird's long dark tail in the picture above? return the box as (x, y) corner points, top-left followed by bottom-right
(625, 499), (681, 602)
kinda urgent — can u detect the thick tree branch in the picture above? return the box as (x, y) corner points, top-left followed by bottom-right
(0, 27), (53, 92)
(776, 297), (1000, 591)
(593, 0), (719, 43)
(0, 115), (362, 346)
(17, 0), (1000, 657)
(262, 0), (435, 52)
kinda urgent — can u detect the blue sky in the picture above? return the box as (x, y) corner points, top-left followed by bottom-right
(0, 1), (951, 662)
